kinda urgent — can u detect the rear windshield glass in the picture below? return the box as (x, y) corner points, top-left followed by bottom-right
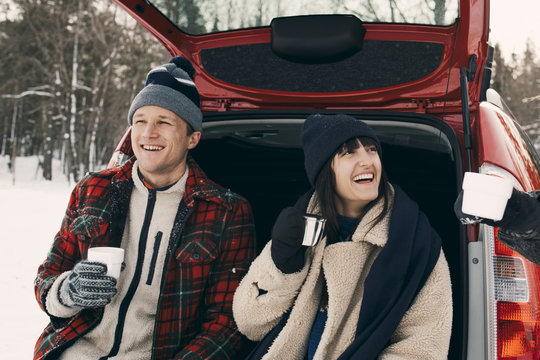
(148, 0), (460, 35)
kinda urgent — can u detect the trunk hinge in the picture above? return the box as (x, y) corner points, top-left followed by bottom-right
(216, 99), (232, 112)
(413, 99), (430, 113)
(460, 56), (476, 172)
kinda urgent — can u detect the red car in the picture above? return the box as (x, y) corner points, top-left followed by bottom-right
(110, 0), (540, 358)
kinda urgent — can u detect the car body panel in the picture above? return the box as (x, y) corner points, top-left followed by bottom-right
(112, 0), (490, 113)
(476, 103), (540, 191)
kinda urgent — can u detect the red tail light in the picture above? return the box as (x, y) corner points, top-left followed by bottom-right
(494, 238), (540, 359)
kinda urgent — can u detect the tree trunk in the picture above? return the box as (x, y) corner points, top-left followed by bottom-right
(42, 106), (53, 180)
(432, 0), (446, 25)
(85, 66), (103, 173)
(9, 102), (18, 185)
(89, 96), (104, 171)
(68, 4), (81, 182)
(1, 114), (8, 156)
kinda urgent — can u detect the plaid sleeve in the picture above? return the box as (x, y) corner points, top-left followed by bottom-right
(34, 183), (81, 315)
(174, 197), (256, 359)
(34, 175), (112, 316)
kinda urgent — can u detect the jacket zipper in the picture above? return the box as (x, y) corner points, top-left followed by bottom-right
(100, 188), (157, 360)
(146, 231), (163, 285)
(150, 200), (192, 360)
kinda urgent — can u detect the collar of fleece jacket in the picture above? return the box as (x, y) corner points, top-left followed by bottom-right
(107, 155), (231, 208)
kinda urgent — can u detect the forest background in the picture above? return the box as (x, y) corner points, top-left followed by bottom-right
(0, 0), (539, 184)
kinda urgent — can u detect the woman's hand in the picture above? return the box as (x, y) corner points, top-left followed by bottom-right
(270, 207), (307, 273)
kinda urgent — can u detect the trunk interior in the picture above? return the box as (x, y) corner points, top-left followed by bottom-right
(191, 111), (465, 359)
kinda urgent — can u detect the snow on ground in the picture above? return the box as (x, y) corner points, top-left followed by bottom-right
(0, 156), (76, 359)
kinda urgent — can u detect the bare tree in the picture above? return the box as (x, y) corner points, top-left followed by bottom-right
(1, 0), (169, 181)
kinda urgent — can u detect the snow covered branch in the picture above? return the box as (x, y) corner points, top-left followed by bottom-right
(2, 90), (54, 99)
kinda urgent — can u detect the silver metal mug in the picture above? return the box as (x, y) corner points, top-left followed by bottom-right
(302, 215), (327, 246)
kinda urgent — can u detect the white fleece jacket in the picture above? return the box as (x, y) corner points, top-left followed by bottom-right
(233, 188), (453, 360)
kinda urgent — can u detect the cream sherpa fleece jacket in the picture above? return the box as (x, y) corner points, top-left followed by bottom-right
(233, 187), (452, 360)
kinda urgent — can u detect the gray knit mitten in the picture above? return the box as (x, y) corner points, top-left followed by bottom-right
(58, 261), (118, 309)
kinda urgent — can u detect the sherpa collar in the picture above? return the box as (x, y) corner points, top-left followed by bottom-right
(108, 155), (232, 210)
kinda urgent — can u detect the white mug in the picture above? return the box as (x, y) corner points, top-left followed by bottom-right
(461, 172), (513, 221)
(87, 247), (125, 279)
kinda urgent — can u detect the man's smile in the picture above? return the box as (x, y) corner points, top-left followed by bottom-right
(142, 145), (164, 151)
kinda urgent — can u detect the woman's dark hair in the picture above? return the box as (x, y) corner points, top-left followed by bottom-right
(313, 137), (390, 243)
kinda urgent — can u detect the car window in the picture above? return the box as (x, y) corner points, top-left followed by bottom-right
(516, 125), (540, 175)
(148, 0), (460, 35)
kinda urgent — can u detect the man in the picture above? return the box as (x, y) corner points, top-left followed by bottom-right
(33, 56), (256, 359)
(455, 188), (540, 265)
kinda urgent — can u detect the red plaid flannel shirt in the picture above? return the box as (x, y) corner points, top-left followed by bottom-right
(34, 156), (256, 359)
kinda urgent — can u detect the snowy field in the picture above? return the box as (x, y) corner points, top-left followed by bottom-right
(0, 156), (76, 359)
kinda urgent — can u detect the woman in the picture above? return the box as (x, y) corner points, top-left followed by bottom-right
(233, 113), (452, 360)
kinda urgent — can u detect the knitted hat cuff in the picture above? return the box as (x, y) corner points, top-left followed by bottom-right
(301, 114), (381, 186)
(127, 56), (202, 132)
(128, 85), (203, 131)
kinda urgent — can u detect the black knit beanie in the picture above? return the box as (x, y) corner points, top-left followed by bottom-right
(301, 113), (381, 186)
(128, 56), (202, 131)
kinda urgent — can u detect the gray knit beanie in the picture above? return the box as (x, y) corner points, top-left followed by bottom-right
(128, 56), (203, 132)
(301, 113), (381, 186)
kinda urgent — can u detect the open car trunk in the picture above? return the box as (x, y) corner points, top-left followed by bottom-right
(190, 110), (466, 359)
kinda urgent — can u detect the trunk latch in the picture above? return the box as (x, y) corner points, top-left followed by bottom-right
(413, 99), (431, 113)
(217, 99), (232, 112)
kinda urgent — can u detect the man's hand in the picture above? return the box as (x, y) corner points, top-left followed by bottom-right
(271, 207), (307, 273)
(59, 260), (118, 309)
